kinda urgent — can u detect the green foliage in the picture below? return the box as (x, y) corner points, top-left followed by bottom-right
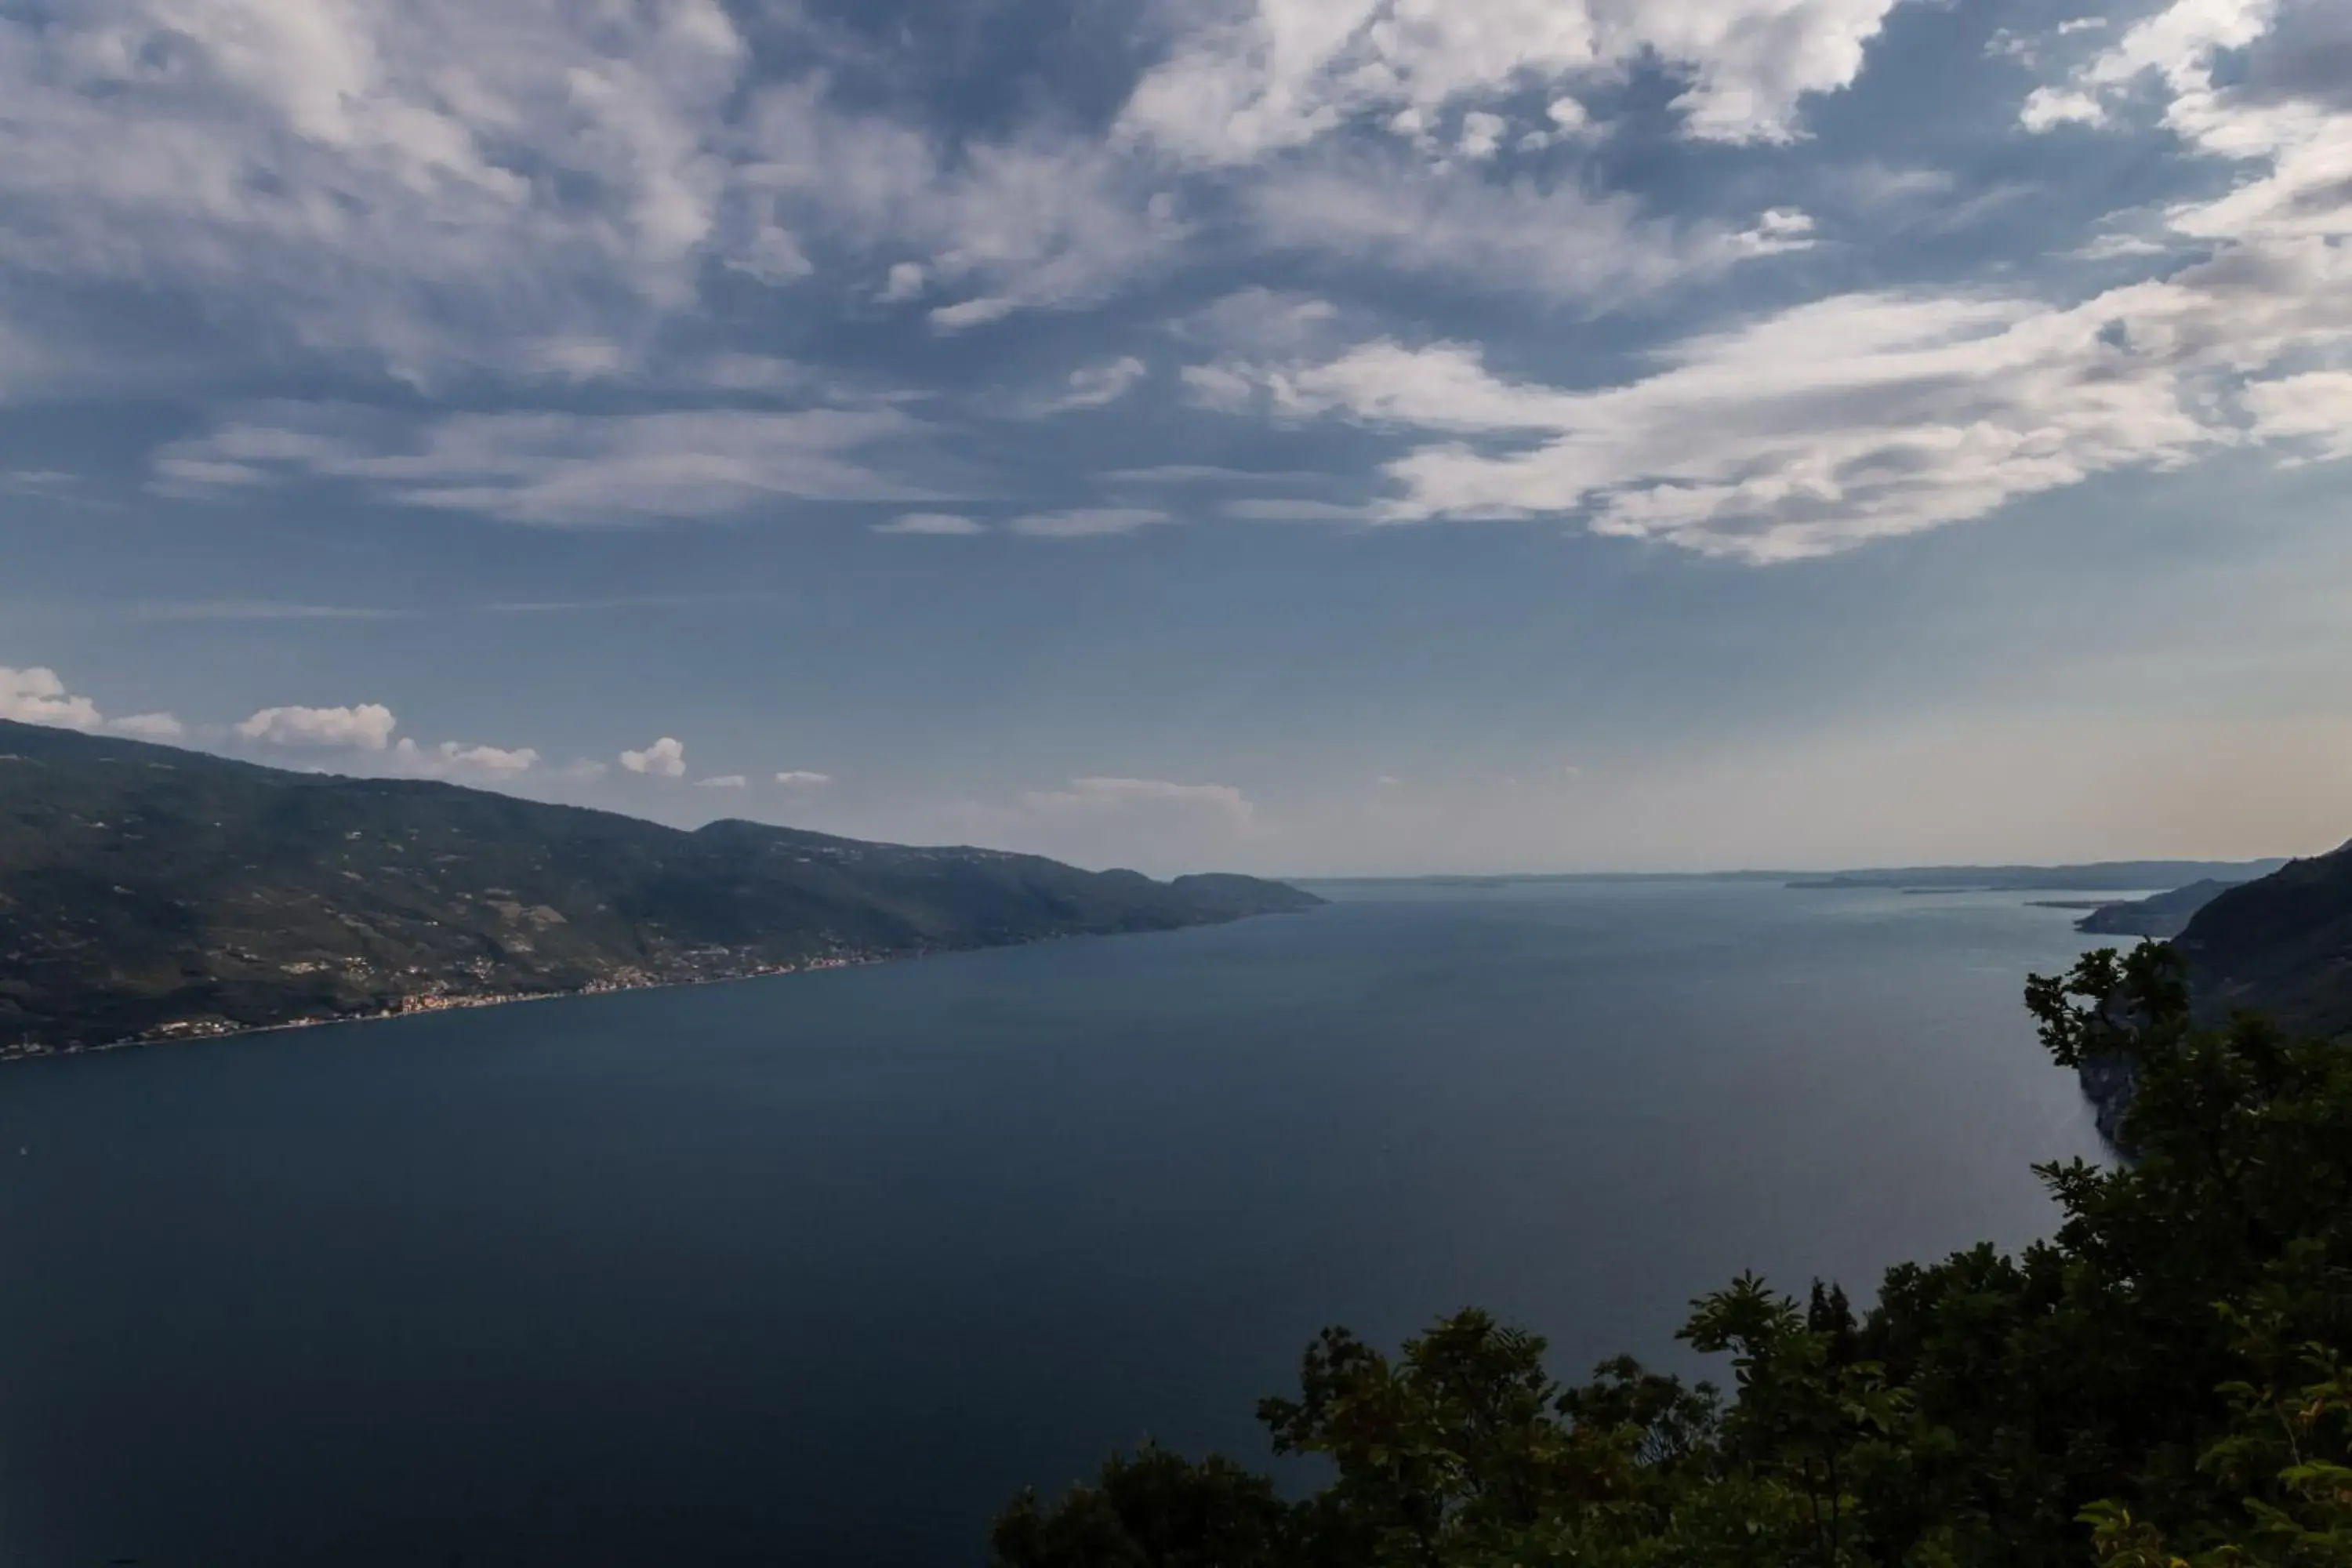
(996, 942), (2352, 1567)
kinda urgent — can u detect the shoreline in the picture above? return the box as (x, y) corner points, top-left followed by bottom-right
(0, 950), (896, 1066)
(0, 909), (1315, 1066)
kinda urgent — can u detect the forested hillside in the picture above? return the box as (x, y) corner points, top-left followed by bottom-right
(0, 720), (1318, 1052)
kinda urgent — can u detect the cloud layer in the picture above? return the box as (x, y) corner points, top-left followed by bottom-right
(0, 666), (182, 739)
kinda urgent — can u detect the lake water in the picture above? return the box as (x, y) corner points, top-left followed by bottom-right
(0, 879), (2115, 1566)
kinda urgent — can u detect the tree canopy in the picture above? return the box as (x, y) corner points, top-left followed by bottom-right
(994, 943), (2352, 1567)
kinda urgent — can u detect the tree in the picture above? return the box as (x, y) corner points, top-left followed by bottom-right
(995, 944), (2352, 1566)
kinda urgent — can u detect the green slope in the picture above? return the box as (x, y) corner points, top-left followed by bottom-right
(0, 720), (1320, 1052)
(2174, 838), (2352, 1039)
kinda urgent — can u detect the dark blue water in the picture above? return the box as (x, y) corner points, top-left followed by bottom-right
(0, 880), (2111, 1566)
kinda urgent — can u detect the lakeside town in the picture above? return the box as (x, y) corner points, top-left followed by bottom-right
(0, 949), (886, 1063)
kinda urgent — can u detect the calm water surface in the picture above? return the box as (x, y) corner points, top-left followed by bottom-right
(0, 880), (2113, 1566)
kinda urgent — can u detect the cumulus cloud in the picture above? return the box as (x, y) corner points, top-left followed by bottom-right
(620, 736), (688, 777)
(154, 405), (937, 526)
(775, 770), (833, 787)
(1456, 111), (1509, 161)
(108, 712), (188, 741)
(225, 701), (547, 781)
(930, 296), (1021, 331)
(695, 774), (748, 789)
(1007, 507), (1174, 538)
(1044, 356), (1149, 412)
(873, 511), (986, 535)
(0, 665), (183, 740)
(2245, 371), (2352, 461)
(1118, 0), (1906, 162)
(390, 738), (540, 780)
(236, 702), (398, 751)
(0, 666), (102, 731)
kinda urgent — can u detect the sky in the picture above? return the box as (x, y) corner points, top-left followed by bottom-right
(2, 0), (2350, 876)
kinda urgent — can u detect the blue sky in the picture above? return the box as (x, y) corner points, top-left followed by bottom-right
(3, 0), (2350, 874)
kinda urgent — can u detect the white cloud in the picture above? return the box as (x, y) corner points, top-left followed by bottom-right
(775, 770), (833, 787)
(739, 82), (1187, 330)
(2067, 231), (2174, 260)
(1181, 362), (1272, 414)
(0, 3), (1192, 394)
(695, 774), (749, 789)
(0, 666), (102, 731)
(874, 511), (986, 535)
(1188, 247), (2349, 560)
(930, 296), (1021, 331)
(154, 405), (935, 526)
(620, 736), (688, 777)
(1181, 0), (2352, 565)
(1740, 208), (1818, 252)
(2021, 87), (2109, 130)
(237, 702), (398, 751)
(1244, 157), (1802, 305)
(1007, 507), (1174, 538)
(1118, 0), (1907, 162)
(0, 0), (753, 387)
(2245, 371), (2352, 460)
(108, 712), (188, 741)
(1173, 289), (1342, 352)
(1456, 111), (1508, 160)
(1045, 356), (1149, 412)
(390, 738), (540, 780)
(0, 666), (189, 744)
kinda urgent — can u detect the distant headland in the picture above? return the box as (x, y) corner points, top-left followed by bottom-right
(0, 720), (1322, 1058)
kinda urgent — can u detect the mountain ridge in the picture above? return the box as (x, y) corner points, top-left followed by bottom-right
(2174, 838), (2352, 1040)
(0, 719), (1321, 1054)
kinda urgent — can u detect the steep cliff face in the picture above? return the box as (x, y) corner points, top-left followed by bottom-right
(2173, 841), (2352, 1040)
(2077, 1052), (2138, 1147)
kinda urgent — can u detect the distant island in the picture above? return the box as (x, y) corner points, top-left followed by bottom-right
(1785, 858), (2287, 893)
(0, 720), (1322, 1057)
